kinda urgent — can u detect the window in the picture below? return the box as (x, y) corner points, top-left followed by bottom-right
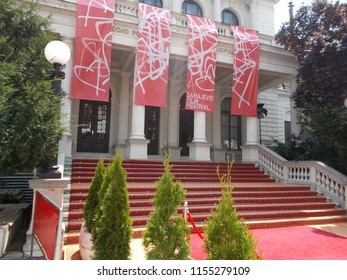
(221, 9), (239, 26)
(221, 98), (241, 150)
(182, 0), (203, 17)
(139, 0), (162, 8)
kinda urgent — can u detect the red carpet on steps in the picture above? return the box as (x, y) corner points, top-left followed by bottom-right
(190, 225), (347, 260)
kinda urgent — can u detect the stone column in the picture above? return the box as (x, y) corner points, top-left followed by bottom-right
(211, 92), (224, 161)
(127, 103), (149, 159)
(214, 0), (221, 21)
(241, 116), (259, 163)
(245, 116), (258, 145)
(57, 37), (74, 177)
(188, 111), (211, 161)
(171, 1), (181, 13)
(249, 0), (258, 30)
(167, 82), (181, 160)
(117, 73), (131, 154)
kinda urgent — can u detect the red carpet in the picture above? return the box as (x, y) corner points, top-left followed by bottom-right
(190, 225), (347, 260)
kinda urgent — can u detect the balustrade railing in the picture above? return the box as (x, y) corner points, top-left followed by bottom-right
(256, 144), (347, 210)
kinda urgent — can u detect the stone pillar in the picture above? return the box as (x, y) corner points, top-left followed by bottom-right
(167, 83), (181, 160)
(214, 0), (221, 21)
(57, 37), (74, 177)
(241, 116), (259, 163)
(188, 111), (211, 161)
(245, 116), (258, 145)
(249, 0), (258, 30)
(211, 92), (224, 161)
(171, 1), (181, 13)
(117, 73), (131, 154)
(127, 104), (149, 159)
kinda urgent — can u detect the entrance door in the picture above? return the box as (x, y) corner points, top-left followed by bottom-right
(77, 100), (111, 153)
(179, 94), (194, 156)
(145, 106), (160, 155)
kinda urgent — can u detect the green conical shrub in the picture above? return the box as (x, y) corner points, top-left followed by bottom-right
(203, 161), (259, 260)
(142, 148), (190, 260)
(92, 151), (132, 260)
(83, 159), (105, 233)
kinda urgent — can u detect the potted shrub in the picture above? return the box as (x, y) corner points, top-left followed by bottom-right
(92, 151), (132, 259)
(142, 148), (190, 259)
(203, 161), (260, 260)
(79, 159), (105, 260)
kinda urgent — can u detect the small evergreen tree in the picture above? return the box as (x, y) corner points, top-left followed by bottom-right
(92, 151), (132, 260)
(203, 161), (259, 260)
(142, 148), (190, 260)
(83, 159), (105, 233)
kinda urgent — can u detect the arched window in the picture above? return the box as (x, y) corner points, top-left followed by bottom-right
(221, 9), (239, 26)
(182, 0), (203, 17)
(221, 98), (241, 150)
(139, 0), (163, 8)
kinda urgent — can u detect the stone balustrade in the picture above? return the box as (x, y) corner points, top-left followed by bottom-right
(256, 144), (347, 210)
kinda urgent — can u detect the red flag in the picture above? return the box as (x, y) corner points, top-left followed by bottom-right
(70, 0), (115, 101)
(231, 26), (260, 117)
(185, 15), (218, 112)
(134, 3), (172, 107)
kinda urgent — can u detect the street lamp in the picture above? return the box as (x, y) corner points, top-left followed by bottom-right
(44, 40), (71, 96)
(38, 40), (71, 178)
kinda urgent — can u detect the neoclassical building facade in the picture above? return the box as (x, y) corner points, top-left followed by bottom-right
(36, 0), (298, 174)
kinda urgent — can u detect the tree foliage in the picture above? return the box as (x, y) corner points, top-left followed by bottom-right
(277, 0), (347, 110)
(0, 0), (64, 174)
(275, 0), (347, 174)
(142, 148), (190, 260)
(83, 159), (105, 233)
(92, 152), (132, 260)
(203, 161), (259, 260)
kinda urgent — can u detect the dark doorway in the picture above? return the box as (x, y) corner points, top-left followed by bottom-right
(77, 100), (111, 153)
(145, 106), (160, 155)
(179, 94), (194, 156)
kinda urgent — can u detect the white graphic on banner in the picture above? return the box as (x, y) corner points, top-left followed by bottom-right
(135, 4), (171, 95)
(232, 27), (259, 109)
(186, 16), (217, 112)
(188, 18), (217, 92)
(73, 0), (114, 97)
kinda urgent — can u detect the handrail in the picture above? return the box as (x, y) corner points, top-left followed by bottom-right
(254, 144), (347, 210)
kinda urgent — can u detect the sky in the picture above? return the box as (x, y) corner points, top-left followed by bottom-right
(274, 0), (347, 32)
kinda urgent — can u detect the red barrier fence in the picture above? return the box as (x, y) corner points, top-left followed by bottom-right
(32, 191), (61, 260)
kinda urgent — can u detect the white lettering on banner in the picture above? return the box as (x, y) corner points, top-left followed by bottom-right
(186, 92), (212, 111)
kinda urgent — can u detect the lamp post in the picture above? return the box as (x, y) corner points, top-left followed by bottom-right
(44, 40), (71, 96)
(38, 40), (71, 178)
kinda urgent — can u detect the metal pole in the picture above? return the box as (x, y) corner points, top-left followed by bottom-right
(259, 118), (262, 145)
(184, 201), (188, 220)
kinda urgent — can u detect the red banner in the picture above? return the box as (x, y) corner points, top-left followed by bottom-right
(231, 26), (260, 117)
(134, 3), (172, 107)
(185, 15), (218, 112)
(70, 0), (115, 101)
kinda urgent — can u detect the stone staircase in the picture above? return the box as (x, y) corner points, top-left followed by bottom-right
(63, 159), (347, 245)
